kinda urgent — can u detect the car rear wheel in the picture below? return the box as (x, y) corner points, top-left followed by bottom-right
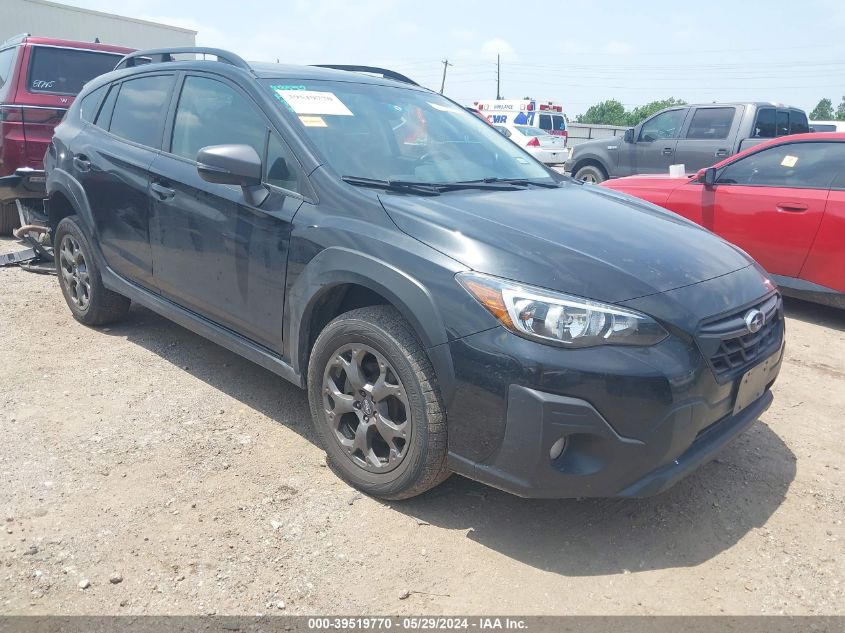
(54, 216), (131, 326)
(307, 306), (449, 500)
(0, 202), (21, 235)
(573, 164), (607, 184)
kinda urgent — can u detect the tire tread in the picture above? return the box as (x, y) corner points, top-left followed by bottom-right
(308, 305), (450, 500)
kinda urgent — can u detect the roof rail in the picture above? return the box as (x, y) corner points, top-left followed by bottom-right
(115, 47), (252, 72)
(2, 33), (30, 47)
(311, 65), (419, 87)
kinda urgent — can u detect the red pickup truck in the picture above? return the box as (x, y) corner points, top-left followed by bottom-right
(0, 35), (134, 233)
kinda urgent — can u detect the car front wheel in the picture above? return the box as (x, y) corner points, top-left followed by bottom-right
(307, 306), (449, 500)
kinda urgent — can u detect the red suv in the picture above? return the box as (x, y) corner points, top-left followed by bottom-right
(0, 35), (133, 233)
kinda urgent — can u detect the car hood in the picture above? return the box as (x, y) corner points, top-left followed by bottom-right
(601, 175), (695, 206)
(379, 182), (753, 303)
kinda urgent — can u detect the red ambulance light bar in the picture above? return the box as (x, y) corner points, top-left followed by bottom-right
(538, 104), (564, 112)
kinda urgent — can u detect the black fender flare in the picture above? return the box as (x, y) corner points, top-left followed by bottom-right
(46, 168), (97, 235)
(571, 153), (611, 178)
(286, 247), (457, 406)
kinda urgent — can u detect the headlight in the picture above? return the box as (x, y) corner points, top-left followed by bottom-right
(457, 272), (668, 348)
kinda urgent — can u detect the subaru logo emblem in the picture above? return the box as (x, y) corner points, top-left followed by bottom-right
(744, 309), (765, 334)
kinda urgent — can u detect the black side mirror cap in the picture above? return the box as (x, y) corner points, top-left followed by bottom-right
(623, 128), (634, 143)
(197, 144), (263, 187)
(702, 166), (717, 188)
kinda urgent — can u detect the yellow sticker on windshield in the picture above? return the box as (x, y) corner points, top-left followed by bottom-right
(781, 155), (799, 167)
(299, 115), (327, 127)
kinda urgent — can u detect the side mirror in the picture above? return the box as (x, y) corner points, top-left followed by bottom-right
(701, 166), (717, 188)
(197, 144), (268, 205)
(623, 128), (634, 143)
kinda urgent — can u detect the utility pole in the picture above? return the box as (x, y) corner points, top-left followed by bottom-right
(439, 59), (452, 94)
(496, 54), (501, 99)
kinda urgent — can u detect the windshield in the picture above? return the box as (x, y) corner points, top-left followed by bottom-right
(262, 79), (552, 184)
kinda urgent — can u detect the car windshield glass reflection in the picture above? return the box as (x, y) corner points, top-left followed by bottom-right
(263, 79), (555, 186)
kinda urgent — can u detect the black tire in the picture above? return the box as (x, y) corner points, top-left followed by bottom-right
(307, 306), (450, 500)
(573, 163), (607, 184)
(0, 202), (21, 235)
(54, 215), (130, 326)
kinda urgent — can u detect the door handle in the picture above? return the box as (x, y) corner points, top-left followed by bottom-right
(776, 202), (808, 212)
(662, 147), (674, 156)
(73, 155), (91, 172)
(715, 149), (730, 157)
(150, 181), (176, 200)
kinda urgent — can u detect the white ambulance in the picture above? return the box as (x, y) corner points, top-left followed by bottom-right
(474, 99), (568, 143)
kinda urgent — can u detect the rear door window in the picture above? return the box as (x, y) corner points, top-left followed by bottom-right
(27, 46), (122, 95)
(685, 107), (735, 139)
(109, 75), (174, 148)
(551, 114), (566, 131)
(753, 108), (776, 138)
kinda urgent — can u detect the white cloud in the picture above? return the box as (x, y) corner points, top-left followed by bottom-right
(480, 38), (515, 59)
(604, 40), (634, 55)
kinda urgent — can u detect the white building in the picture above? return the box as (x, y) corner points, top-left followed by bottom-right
(2, 0), (196, 49)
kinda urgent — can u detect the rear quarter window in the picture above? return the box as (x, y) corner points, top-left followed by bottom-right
(686, 107), (735, 139)
(27, 46), (121, 96)
(790, 110), (809, 134)
(78, 85), (107, 123)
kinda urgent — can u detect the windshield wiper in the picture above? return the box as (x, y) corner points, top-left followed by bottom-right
(342, 176), (441, 196)
(471, 177), (562, 189)
(342, 175), (555, 195)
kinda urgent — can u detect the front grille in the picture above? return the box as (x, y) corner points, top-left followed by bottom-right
(697, 294), (783, 382)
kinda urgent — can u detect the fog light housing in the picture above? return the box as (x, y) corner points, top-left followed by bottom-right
(549, 436), (567, 461)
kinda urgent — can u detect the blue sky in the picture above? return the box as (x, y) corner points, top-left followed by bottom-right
(66, 0), (845, 115)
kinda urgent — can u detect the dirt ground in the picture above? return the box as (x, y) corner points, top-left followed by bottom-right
(0, 236), (842, 616)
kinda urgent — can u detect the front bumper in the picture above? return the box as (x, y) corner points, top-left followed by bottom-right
(0, 168), (47, 203)
(445, 301), (784, 498)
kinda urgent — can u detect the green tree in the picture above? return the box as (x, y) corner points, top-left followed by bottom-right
(836, 96), (845, 121)
(624, 98), (687, 127)
(575, 99), (627, 126)
(810, 98), (834, 120)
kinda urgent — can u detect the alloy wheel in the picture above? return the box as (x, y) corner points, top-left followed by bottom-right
(59, 234), (91, 311)
(322, 344), (410, 473)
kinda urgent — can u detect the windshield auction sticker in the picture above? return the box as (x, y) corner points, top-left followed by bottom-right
(299, 115), (328, 127)
(275, 89), (353, 116)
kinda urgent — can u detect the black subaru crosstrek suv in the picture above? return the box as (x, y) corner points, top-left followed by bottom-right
(44, 48), (785, 500)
